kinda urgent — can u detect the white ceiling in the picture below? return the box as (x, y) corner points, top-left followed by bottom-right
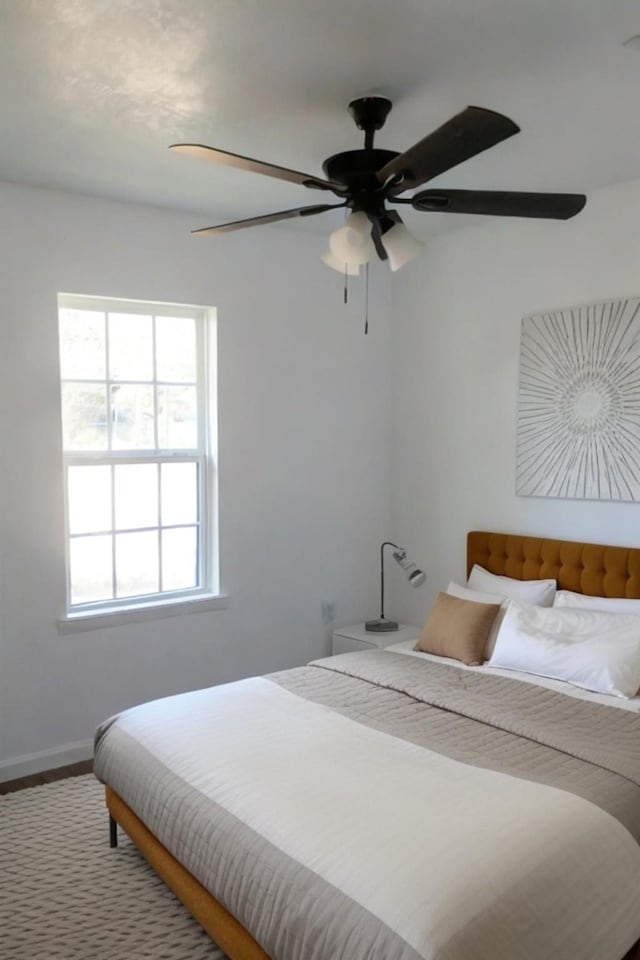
(2, 0), (640, 240)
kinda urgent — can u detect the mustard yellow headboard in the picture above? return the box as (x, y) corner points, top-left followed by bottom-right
(467, 531), (640, 599)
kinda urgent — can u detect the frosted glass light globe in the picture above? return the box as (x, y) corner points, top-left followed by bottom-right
(321, 250), (360, 275)
(329, 212), (375, 266)
(381, 222), (423, 271)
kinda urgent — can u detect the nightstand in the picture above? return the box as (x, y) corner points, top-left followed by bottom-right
(332, 623), (421, 655)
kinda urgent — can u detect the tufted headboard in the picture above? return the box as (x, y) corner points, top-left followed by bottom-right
(467, 531), (640, 599)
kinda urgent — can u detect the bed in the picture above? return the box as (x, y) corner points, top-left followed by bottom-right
(94, 531), (640, 960)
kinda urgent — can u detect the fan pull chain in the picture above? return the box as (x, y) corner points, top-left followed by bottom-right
(344, 265), (348, 304)
(364, 262), (369, 335)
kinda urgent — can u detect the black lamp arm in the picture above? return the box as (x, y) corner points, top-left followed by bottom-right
(379, 541), (402, 619)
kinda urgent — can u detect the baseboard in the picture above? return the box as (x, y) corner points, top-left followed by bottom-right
(0, 738), (94, 783)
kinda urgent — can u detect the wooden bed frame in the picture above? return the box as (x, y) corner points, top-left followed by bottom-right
(105, 530), (640, 960)
(106, 787), (269, 959)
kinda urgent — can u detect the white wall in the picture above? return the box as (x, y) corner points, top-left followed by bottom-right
(389, 179), (640, 629)
(0, 181), (393, 777)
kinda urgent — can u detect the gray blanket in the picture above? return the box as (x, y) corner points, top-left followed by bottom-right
(281, 650), (640, 837)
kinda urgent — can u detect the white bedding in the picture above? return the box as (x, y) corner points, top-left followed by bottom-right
(387, 639), (640, 712)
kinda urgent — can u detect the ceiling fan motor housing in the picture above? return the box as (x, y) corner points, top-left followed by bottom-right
(322, 148), (399, 189)
(322, 148), (400, 216)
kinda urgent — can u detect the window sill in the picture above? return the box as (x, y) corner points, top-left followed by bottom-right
(56, 594), (229, 635)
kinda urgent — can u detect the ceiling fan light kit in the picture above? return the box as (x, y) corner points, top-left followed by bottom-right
(329, 210), (377, 266)
(380, 220), (424, 272)
(321, 249), (361, 275)
(171, 94), (587, 277)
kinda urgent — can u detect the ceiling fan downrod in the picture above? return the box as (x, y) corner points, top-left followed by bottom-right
(322, 97), (398, 209)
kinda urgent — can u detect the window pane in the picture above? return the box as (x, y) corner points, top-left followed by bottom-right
(115, 530), (159, 598)
(115, 463), (158, 530)
(162, 527), (198, 591)
(59, 308), (106, 380)
(59, 296), (209, 612)
(157, 385), (197, 449)
(68, 465), (111, 534)
(161, 462), (198, 526)
(61, 383), (108, 451)
(156, 316), (197, 383)
(111, 384), (155, 449)
(108, 313), (153, 381)
(70, 535), (113, 604)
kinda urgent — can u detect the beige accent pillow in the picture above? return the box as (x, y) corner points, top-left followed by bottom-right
(414, 592), (501, 665)
(446, 581), (508, 659)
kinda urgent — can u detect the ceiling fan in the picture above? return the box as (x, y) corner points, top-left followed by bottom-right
(170, 96), (586, 272)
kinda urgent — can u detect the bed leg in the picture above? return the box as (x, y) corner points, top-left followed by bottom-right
(109, 814), (118, 848)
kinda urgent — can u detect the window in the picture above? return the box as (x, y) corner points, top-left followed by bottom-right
(58, 294), (218, 617)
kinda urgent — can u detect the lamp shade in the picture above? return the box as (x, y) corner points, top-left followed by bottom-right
(381, 221), (424, 271)
(393, 549), (426, 587)
(321, 249), (361, 276)
(329, 211), (376, 266)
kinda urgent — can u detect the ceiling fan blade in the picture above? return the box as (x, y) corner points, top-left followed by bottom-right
(170, 143), (344, 193)
(378, 106), (520, 194)
(409, 189), (586, 219)
(192, 203), (344, 236)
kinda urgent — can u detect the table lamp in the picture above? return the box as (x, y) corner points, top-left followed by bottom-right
(365, 541), (426, 632)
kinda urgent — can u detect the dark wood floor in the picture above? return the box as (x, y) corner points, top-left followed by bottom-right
(0, 759), (94, 795)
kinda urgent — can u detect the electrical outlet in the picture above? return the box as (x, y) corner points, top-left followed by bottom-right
(321, 601), (336, 624)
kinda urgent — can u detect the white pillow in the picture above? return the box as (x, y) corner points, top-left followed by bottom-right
(490, 600), (640, 698)
(468, 564), (556, 607)
(554, 590), (640, 615)
(446, 582), (508, 659)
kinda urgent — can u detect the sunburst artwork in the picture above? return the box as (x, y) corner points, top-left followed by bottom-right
(517, 298), (640, 501)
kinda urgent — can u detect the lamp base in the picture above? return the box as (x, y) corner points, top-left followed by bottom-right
(365, 618), (399, 633)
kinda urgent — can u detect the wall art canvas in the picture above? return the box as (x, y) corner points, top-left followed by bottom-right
(517, 297), (640, 501)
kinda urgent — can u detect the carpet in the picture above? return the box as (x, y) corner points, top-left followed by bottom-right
(1, 774), (227, 960)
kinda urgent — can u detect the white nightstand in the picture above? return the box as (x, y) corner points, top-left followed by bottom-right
(332, 623), (420, 655)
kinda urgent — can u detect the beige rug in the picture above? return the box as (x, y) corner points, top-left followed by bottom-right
(1, 774), (227, 959)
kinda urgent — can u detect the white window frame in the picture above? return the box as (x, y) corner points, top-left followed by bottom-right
(57, 293), (224, 629)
